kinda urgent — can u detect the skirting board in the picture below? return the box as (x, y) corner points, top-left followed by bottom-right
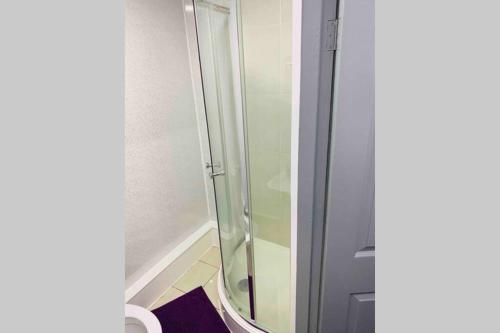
(126, 220), (219, 308)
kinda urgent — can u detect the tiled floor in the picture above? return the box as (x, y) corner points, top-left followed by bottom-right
(150, 246), (222, 313)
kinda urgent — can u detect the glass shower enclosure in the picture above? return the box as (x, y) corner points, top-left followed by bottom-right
(193, 0), (292, 332)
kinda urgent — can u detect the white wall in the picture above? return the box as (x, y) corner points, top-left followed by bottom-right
(125, 0), (210, 288)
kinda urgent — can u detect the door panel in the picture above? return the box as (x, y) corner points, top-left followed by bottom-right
(346, 294), (375, 333)
(319, 0), (374, 331)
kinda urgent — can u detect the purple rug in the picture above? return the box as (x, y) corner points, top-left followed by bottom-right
(152, 287), (230, 333)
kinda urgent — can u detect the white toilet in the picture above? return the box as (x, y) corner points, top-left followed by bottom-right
(125, 304), (162, 333)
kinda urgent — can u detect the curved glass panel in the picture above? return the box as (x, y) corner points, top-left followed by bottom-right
(193, 0), (253, 321)
(238, 0), (292, 331)
(193, 0), (291, 331)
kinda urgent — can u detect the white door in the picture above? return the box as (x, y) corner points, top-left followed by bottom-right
(319, 0), (375, 331)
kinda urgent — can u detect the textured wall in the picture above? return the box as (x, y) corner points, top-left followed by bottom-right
(125, 0), (209, 287)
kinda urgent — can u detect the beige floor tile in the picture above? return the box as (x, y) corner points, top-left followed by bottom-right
(174, 261), (217, 293)
(199, 246), (222, 268)
(203, 270), (221, 309)
(150, 287), (184, 310)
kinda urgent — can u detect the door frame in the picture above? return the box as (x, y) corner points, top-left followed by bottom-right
(293, 0), (375, 331)
(292, 0), (340, 332)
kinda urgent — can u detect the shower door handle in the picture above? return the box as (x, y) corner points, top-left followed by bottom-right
(209, 170), (225, 178)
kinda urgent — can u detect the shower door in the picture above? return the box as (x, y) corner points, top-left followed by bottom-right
(193, 0), (256, 322)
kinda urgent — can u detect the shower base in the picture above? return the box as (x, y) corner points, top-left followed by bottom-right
(217, 238), (290, 333)
(218, 270), (264, 333)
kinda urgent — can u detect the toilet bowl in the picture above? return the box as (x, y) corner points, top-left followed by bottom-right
(125, 304), (162, 333)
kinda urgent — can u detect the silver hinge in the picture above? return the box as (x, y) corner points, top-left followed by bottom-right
(326, 18), (339, 51)
(205, 161), (221, 169)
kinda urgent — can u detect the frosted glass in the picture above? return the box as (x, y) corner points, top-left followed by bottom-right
(193, 0), (292, 330)
(194, 1), (252, 320)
